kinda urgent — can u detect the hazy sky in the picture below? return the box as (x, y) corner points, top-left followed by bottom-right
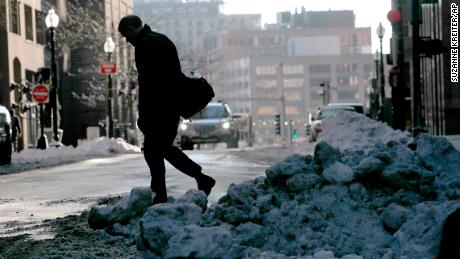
(221, 0), (393, 53)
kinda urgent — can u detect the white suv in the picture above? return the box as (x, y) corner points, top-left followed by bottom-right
(178, 103), (239, 150)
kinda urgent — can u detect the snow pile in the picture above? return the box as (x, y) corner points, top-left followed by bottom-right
(319, 110), (411, 152)
(1, 137), (140, 174)
(88, 113), (460, 258)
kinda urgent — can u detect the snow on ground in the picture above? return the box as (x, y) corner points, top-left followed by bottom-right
(319, 110), (412, 152)
(0, 137), (141, 175)
(2, 112), (460, 258)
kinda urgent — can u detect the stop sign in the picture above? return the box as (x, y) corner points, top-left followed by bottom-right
(32, 84), (49, 103)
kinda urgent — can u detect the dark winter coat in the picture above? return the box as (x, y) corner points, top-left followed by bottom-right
(134, 25), (183, 134)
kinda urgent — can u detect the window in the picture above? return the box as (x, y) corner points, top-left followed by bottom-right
(283, 65), (304, 74)
(255, 66), (277, 75)
(25, 5), (34, 41)
(283, 78), (303, 88)
(309, 65), (331, 74)
(35, 10), (46, 45)
(285, 92), (302, 101)
(13, 58), (21, 83)
(9, 0), (21, 35)
(255, 80), (276, 88)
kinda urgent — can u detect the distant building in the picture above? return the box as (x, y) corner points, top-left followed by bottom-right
(134, 0), (261, 71)
(0, 0), (45, 150)
(207, 10), (373, 145)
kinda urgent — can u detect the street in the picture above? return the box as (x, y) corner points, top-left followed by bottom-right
(0, 149), (269, 238)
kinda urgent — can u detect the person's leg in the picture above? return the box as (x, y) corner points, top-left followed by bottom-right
(164, 145), (215, 195)
(143, 134), (167, 203)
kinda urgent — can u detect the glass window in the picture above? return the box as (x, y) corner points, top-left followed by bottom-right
(25, 5), (34, 41)
(255, 66), (277, 75)
(9, 0), (20, 35)
(255, 79), (276, 88)
(284, 78), (304, 88)
(35, 10), (46, 45)
(309, 64), (331, 73)
(283, 65), (304, 74)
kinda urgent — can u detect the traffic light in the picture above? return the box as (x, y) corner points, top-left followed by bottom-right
(275, 114), (280, 135)
(292, 129), (299, 139)
(35, 67), (51, 84)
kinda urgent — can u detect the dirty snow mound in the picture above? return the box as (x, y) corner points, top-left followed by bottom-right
(320, 110), (411, 152)
(87, 116), (460, 258)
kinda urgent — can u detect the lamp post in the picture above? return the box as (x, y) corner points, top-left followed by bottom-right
(104, 37), (115, 138)
(45, 8), (60, 144)
(376, 22), (386, 121)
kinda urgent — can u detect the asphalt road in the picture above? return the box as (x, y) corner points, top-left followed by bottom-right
(0, 150), (269, 238)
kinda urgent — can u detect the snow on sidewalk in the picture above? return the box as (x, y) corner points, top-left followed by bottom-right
(0, 137), (140, 175)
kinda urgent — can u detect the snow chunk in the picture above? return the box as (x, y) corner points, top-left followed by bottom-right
(266, 154), (313, 187)
(313, 249), (335, 259)
(175, 189), (208, 212)
(322, 161), (354, 184)
(380, 203), (410, 231)
(165, 224), (233, 258)
(138, 203), (202, 255)
(314, 141), (341, 167)
(88, 187), (152, 229)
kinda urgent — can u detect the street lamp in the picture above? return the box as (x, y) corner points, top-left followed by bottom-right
(45, 8), (60, 144)
(376, 22), (386, 121)
(104, 37), (115, 138)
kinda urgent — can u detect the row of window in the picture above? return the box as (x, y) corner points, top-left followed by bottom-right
(254, 78), (304, 88)
(9, 0), (46, 45)
(256, 106), (301, 116)
(228, 35), (284, 47)
(254, 64), (371, 76)
(255, 65), (304, 75)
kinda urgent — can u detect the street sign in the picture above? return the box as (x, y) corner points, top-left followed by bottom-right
(100, 62), (116, 75)
(32, 84), (49, 103)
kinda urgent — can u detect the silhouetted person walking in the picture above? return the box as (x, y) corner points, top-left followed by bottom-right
(118, 15), (215, 204)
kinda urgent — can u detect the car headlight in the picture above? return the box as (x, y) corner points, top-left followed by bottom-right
(222, 121), (231, 129)
(179, 124), (188, 131)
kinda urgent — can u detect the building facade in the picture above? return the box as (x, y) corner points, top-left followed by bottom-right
(0, 0), (46, 149)
(208, 11), (373, 145)
(134, 0), (261, 71)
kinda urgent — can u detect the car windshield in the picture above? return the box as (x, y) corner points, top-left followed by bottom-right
(317, 108), (353, 120)
(191, 105), (227, 119)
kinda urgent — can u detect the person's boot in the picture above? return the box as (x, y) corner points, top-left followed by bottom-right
(152, 193), (167, 205)
(196, 174), (216, 196)
(151, 183), (167, 205)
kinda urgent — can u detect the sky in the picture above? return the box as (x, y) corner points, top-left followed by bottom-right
(221, 0), (393, 53)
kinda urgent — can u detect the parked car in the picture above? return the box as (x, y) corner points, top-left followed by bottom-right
(310, 105), (355, 142)
(0, 105), (12, 165)
(178, 102), (239, 150)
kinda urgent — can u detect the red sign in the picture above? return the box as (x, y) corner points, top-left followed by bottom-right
(32, 84), (49, 104)
(100, 62), (117, 75)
